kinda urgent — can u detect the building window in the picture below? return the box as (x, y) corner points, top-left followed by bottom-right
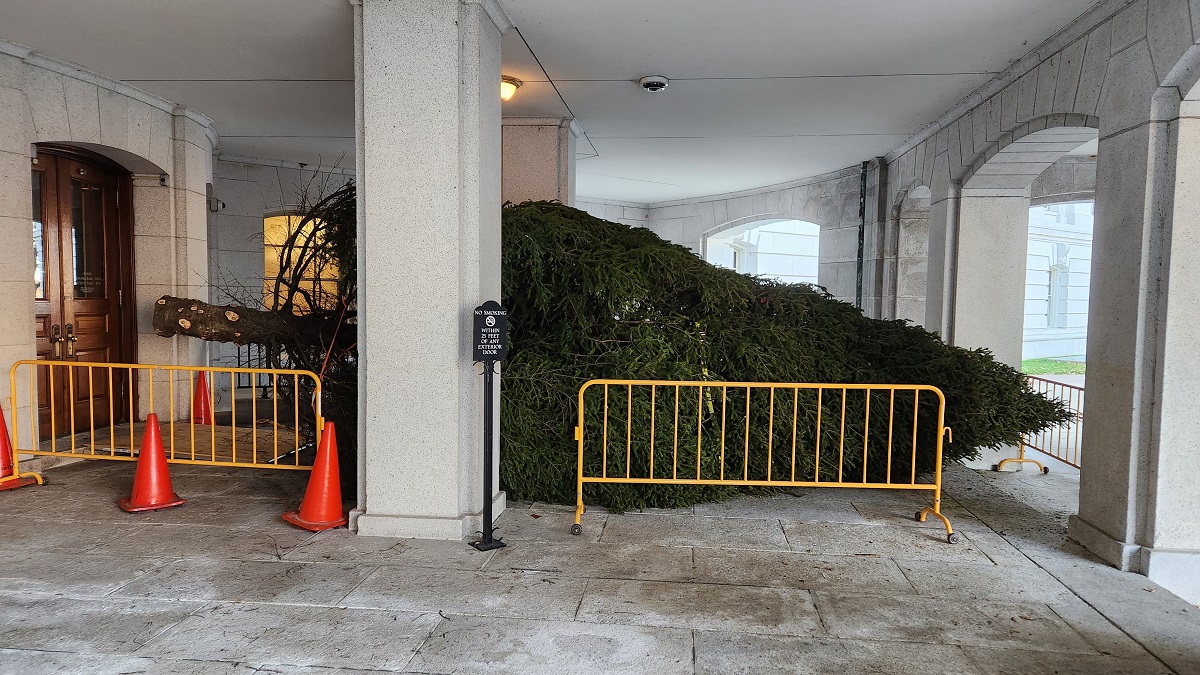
(263, 214), (340, 314)
(1047, 246), (1070, 329)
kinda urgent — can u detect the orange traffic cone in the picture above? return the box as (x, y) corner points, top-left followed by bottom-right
(0, 404), (40, 492)
(118, 414), (185, 512)
(283, 422), (346, 531)
(192, 372), (213, 425)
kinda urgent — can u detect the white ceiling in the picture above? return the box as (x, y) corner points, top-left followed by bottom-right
(0, 0), (1102, 204)
(0, 0), (357, 169)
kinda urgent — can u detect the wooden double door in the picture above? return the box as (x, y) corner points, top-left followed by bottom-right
(31, 149), (135, 439)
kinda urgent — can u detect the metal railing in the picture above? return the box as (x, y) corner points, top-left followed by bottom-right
(995, 375), (1084, 472)
(572, 379), (958, 543)
(9, 360), (323, 471)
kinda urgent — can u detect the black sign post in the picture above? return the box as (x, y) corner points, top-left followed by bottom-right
(471, 301), (508, 551)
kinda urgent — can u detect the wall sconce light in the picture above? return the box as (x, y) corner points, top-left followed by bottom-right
(501, 75), (522, 101)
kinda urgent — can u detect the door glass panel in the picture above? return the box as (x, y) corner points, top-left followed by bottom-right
(32, 171), (45, 299)
(70, 179), (105, 299)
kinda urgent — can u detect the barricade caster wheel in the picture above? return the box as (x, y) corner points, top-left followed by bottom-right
(990, 464), (1001, 472)
(914, 511), (923, 522)
(1042, 467), (1050, 474)
(570, 524), (583, 536)
(947, 532), (961, 544)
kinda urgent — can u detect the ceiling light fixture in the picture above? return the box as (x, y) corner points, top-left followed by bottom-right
(501, 75), (523, 101)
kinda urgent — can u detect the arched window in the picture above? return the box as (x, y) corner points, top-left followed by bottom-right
(263, 214), (341, 314)
(705, 219), (820, 285)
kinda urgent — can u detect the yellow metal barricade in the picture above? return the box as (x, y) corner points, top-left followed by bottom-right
(8, 360), (323, 472)
(995, 375), (1083, 473)
(572, 380), (958, 543)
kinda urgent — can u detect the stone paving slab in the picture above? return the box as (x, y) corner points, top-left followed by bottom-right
(0, 550), (166, 596)
(486, 540), (696, 582)
(693, 493), (867, 523)
(895, 558), (1076, 605)
(119, 493), (300, 529)
(111, 558), (377, 606)
(690, 547), (915, 593)
(341, 566), (587, 621)
(0, 650), (260, 675)
(601, 512), (790, 550)
(0, 518), (134, 554)
(0, 489), (141, 524)
(815, 591), (1097, 653)
(578, 578), (822, 635)
(2, 459), (302, 496)
(137, 602), (439, 670)
(852, 501), (979, 528)
(6, 463), (131, 495)
(0, 595), (201, 655)
(1044, 597), (1156, 660)
(494, 505), (606, 543)
(693, 632), (984, 675)
(86, 522), (316, 561)
(283, 529), (495, 571)
(405, 615), (694, 675)
(782, 521), (993, 562)
(792, 486), (934, 505)
(961, 646), (1172, 675)
(0, 486), (296, 529)
(948, 523), (1041, 568)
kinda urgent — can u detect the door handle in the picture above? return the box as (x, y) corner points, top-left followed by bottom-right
(65, 323), (77, 358)
(50, 324), (62, 359)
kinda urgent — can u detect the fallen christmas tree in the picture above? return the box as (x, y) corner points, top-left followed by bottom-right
(156, 189), (1070, 511)
(499, 201), (1072, 510)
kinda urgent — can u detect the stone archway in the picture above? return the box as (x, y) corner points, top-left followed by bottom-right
(704, 218), (821, 285)
(950, 120), (1098, 367)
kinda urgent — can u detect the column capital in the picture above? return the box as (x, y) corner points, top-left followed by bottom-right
(466, 0), (513, 33)
(502, 116), (581, 137)
(352, 0), (511, 33)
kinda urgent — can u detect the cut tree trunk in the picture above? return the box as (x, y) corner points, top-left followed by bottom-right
(153, 296), (310, 345)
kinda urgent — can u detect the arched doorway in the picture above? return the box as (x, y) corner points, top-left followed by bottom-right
(31, 145), (135, 438)
(951, 124), (1098, 367)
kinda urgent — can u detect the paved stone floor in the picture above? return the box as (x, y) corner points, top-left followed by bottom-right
(0, 460), (1198, 674)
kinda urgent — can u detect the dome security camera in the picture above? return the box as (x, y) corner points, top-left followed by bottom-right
(638, 75), (670, 92)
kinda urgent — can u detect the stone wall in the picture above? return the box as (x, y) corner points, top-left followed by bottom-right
(576, 197), (651, 229)
(1031, 155), (1097, 204)
(0, 40), (215, 431)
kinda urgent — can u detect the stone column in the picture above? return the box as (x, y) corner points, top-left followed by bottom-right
(133, 108), (213, 419)
(0, 86), (37, 448)
(351, 0), (509, 540)
(501, 117), (578, 205)
(923, 185), (955, 337)
(950, 191), (1030, 368)
(1069, 75), (1200, 602)
(1144, 108), (1200, 601)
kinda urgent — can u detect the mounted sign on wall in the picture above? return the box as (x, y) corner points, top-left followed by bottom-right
(471, 301), (507, 551)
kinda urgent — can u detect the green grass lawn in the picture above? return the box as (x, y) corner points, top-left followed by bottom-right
(1022, 358), (1086, 375)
